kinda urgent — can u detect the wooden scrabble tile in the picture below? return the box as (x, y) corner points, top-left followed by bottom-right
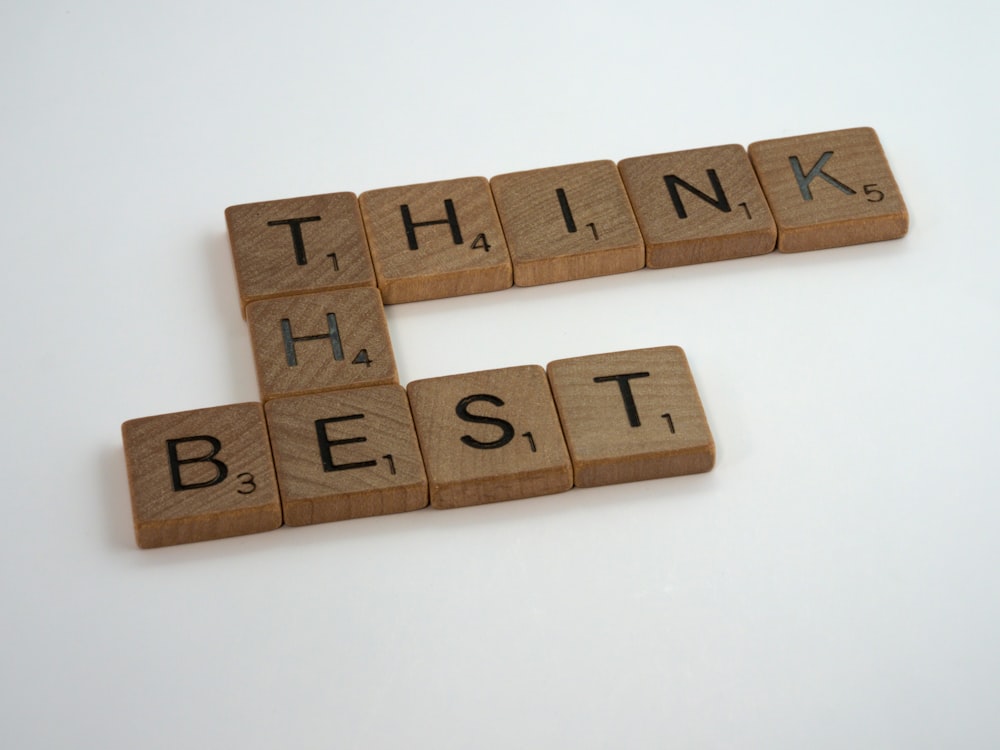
(225, 192), (375, 312)
(121, 402), (281, 548)
(490, 160), (644, 286)
(407, 365), (572, 509)
(246, 287), (397, 400)
(618, 145), (776, 268)
(748, 127), (908, 253)
(359, 176), (513, 304)
(264, 385), (427, 525)
(547, 347), (714, 488)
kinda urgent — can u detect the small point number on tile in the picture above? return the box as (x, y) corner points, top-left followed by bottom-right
(662, 413), (675, 434)
(522, 431), (537, 453)
(738, 201), (752, 219)
(352, 349), (373, 367)
(471, 233), (491, 252)
(236, 472), (256, 494)
(864, 184), (884, 202)
(382, 454), (396, 475)
(326, 252), (340, 271)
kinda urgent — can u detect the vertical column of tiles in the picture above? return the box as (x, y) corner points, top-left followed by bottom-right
(359, 177), (513, 304)
(490, 160), (644, 286)
(407, 365), (572, 509)
(618, 145), (776, 268)
(225, 192), (375, 312)
(547, 347), (714, 487)
(264, 385), (427, 525)
(748, 127), (908, 252)
(121, 403), (282, 548)
(246, 287), (397, 400)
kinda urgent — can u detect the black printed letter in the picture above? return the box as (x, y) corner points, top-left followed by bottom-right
(166, 435), (228, 491)
(266, 216), (322, 265)
(456, 394), (516, 450)
(663, 170), (731, 219)
(281, 313), (344, 366)
(314, 414), (378, 472)
(593, 372), (650, 427)
(400, 200), (463, 250)
(789, 152), (856, 201)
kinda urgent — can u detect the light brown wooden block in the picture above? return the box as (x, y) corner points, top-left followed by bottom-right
(264, 385), (427, 525)
(490, 160), (644, 286)
(747, 127), (908, 253)
(618, 145), (776, 268)
(359, 176), (513, 304)
(407, 365), (572, 509)
(547, 347), (714, 488)
(225, 192), (375, 312)
(246, 287), (397, 400)
(121, 403), (281, 548)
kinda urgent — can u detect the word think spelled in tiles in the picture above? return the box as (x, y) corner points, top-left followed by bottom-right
(122, 127), (907, 547)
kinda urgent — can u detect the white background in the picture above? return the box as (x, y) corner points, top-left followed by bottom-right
(2, 1), (998, 747)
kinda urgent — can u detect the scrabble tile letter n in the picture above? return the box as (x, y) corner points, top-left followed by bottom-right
(547, 347), (715, 488)
(748, 127), (908, 253)
(121, 403), (282, 548)
(359, 177), (513, 304)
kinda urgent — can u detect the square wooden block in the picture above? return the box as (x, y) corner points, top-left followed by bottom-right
(547, 347), (715, 488)
(246, 287), (397, 400)
(121, 402), (282, 548)
(359, 176), (513, 304)
(264, 385), (428, 526)
(490, 160), (644, 286)
(225, 192), (375, 312)
(748, 127), (908, 252)
(618, 145), (777, 268)
(407, 365), (572, 509)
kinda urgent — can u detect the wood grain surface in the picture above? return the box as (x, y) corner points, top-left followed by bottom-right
(748, 127), (908, 252)
(407, 365), (572, 509)
(359, 176), (513, 303)
(246, 287), (397, 400)
(264, 385), (428, 525)
(226, 192), (375, 313)
(490, 160), (644, 286)
(121, 402), (281, 548)
(547, 346), (715, 487)
(618, 144), (776, 268)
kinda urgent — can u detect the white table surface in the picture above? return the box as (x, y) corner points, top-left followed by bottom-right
(3, 1), (998, 747)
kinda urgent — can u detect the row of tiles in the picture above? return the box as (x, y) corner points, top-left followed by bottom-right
(122, 346), (713, 548)
(226, 126), (908, 308)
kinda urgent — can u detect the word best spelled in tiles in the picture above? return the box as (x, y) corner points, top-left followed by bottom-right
(359, 176), (513, 304)
(747, 127), (908, 253)
(264, 385), (428, 526)
(618, 145), (777, 268)
(407, 365), (572, 509)
(246, 287), (397, 400)
(490, 160), (644, 286)
(121, 403), (281, 548)
(225, 192), (375, 312)
(547, 347), (715, 488)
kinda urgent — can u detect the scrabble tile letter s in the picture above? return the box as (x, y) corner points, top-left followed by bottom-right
(121, 403), (282, 548)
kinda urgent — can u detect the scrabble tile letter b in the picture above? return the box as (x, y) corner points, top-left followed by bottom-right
(121, 403), (281, 548)
(547, 347), (715, 488)
(748, 127), (908, 253)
